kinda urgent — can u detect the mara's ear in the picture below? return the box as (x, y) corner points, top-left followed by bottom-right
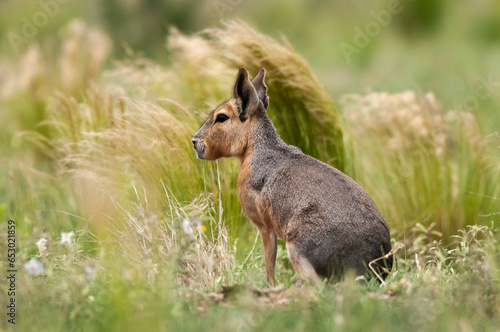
(232, 67), (260, 122)
(251, 67), (269, 110)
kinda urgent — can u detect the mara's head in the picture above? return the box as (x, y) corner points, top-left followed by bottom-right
(192, 67), (269, 160)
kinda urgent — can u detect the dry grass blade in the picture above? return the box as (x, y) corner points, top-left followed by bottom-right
(369, 246), (401, 286)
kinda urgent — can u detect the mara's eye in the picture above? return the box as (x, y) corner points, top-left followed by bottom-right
(215, 113), (230, 124)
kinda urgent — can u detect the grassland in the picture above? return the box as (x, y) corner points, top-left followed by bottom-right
(1, 1), (500, 331)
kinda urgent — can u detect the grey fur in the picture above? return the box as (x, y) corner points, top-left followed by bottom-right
(245, 110), (391, 279)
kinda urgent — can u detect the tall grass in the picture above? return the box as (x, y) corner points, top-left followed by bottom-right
(20, 20), (345, 243)
(342, 91), (500, 239)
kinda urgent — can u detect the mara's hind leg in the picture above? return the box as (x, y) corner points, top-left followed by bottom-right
(286, 242), (320, 286)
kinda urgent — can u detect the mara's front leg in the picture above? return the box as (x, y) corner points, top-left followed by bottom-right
(259, 228), (277, 286)
(239, 181), (277, 285)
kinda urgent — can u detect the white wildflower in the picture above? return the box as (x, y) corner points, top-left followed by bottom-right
(84, 260), (96, 280)
(24, 258), (45, 276)
(36, 238), (48, 253)
(60, 231), (74, 244)
(84, 266), (96, 281)
(182, 219), (192, 234)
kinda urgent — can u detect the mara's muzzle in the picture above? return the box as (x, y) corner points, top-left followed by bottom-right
(191, 138), (205, 160)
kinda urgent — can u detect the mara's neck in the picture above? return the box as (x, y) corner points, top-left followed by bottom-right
(240, 111), (286, 166)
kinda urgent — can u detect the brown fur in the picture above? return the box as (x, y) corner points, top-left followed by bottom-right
(192, 68), (392, 285)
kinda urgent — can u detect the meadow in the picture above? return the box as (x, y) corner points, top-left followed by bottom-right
(1, 1), (500, 331)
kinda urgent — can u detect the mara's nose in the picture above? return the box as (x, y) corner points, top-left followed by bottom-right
(191, 139), (198, 146)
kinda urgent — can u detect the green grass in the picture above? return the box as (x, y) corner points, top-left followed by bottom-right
(3, 199), (500, 331)
(1, 2), (500, 331)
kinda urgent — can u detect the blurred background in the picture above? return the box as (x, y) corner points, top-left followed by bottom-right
(1, 0), (499, 130)
(1, 1), (500, 330)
